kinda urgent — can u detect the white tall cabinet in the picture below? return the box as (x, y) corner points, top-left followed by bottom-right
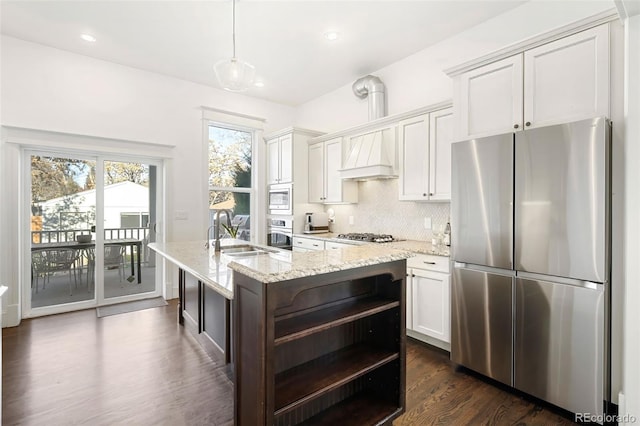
(308, 137), (358, 204)
(398, 106), (453, 201)
(451, 23), (610, 140)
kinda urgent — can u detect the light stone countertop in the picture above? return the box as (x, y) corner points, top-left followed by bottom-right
(149, 239), (414, 299)
(293, 233), (450, 257)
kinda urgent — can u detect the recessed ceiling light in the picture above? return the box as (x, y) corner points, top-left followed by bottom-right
(254, 81), (265, 88)
(323, 31), (340, 41)
(80, 34), (96, 43)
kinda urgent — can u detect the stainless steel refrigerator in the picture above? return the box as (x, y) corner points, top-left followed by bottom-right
(451, 117), (610, 418)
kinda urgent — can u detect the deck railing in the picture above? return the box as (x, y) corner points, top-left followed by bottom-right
(31, 227), (149, 244)
(32, 227), (151, 265)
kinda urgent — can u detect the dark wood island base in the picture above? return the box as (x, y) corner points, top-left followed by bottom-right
(233, 259), (407, 426)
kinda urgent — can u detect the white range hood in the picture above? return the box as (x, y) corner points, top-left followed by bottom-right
(339, 127), (398, 180)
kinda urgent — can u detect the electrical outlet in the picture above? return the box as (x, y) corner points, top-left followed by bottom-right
(424, 217), (432, 229)
(348, 216), (354, 225)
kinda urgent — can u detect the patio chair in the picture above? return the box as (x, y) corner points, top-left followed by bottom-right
(104, 245), (125, 282)
(83, 247), (95, 292)
(31, 248), (78, 296)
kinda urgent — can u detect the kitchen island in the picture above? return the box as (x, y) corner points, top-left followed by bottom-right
(149, 239), (412, 425)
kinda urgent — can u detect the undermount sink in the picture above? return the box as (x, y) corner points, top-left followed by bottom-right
(220, 245), (277, 257)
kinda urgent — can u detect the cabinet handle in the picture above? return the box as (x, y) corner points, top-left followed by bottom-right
(525, 121), (531, 127)
(423, 261), (436, 265)
(412, 274), (416, 278)
(312, 244), (319, 247)
(429, 193), (434, 196)
(423, 193), (427, 197)
(514, 124), (519, 129)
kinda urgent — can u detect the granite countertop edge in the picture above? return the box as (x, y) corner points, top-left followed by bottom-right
(228, 247), (414, 284)
(148, 241), (234, 299)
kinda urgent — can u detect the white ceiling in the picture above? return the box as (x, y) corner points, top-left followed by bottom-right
(0, 1), (527, 106)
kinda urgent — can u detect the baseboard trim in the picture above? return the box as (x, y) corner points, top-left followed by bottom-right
(2, 303), (21, 328)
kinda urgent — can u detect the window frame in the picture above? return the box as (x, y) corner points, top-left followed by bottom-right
(201, 107), (266, 245)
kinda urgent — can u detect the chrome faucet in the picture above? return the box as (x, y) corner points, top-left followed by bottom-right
(205, 209), (233, 252)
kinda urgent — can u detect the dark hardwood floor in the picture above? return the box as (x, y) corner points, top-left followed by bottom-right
(2, 300), (575, 425)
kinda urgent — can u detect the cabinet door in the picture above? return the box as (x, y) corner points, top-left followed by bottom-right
(266, 138), (280, 185)
(308, 143), (324, 203)
(279, 134), (293, 183)
(324, 138), (343, 203)
(406, 271), (413, 331)
(429, 108), (453, 200)
(458, 55), (524, 139)
(524, 24), (609, 129)
(183, 272), (200, 328)
(411, 268), (450, 343)
(398, 114), (430, 201)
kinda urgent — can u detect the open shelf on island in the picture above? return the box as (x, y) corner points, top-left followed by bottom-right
(274, 343), (398, 416)
(274, 296), (399, 345)
(298, 392), (401, 426)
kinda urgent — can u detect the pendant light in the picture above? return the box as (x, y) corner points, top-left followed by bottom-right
(214, 0), (255, 92)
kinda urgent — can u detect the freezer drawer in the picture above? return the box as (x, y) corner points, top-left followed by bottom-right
(451, 266), (513, 386)
(515, 277), (604, 417)
(451, 133), (513, 269)
(514, 117), (609, 282)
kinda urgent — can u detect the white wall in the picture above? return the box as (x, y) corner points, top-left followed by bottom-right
(623, 12), (640, 425)
(0, 35), (296, 326)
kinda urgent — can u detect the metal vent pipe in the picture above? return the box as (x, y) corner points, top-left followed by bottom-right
(352, 75), (386, 121)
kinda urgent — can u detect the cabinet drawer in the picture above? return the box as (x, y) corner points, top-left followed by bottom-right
(293, 237), (325, 251)
(407, 254), (450, 273)
(325, 241), (356, 250)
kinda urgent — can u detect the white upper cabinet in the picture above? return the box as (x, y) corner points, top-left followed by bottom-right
(308, 138), (358, 204)
(458, 55), (523, 139)
(308, 143), (325, 203)
(266, 133), (293, 185)
(398, 114), (430, 200)
(523, 24), (609, 129)
(398, 107), (453, 201)
(452, 23), (610, 140)
(429, 108), (453, 201)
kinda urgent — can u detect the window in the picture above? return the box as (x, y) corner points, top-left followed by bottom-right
(208, 125), (253, 241)
(120, 212), (149, 228)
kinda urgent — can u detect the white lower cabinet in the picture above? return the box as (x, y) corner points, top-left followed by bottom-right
(406, 255), (451, 350)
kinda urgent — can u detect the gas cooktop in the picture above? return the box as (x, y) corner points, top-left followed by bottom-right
(336, 233), (399, 243)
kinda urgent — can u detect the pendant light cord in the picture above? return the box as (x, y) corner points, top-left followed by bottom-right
(232, 0), (237, 59)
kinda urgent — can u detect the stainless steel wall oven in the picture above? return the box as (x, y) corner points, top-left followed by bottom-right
(267, 217), (293, 251)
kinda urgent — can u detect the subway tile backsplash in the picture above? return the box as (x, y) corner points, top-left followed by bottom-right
(326, 179), (450, 241)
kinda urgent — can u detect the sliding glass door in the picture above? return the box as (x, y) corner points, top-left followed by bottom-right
(27, 151), (163, 315)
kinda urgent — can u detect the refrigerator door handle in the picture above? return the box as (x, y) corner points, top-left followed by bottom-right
(516, 271), (603, 290)
(454, 262), (515, 277)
